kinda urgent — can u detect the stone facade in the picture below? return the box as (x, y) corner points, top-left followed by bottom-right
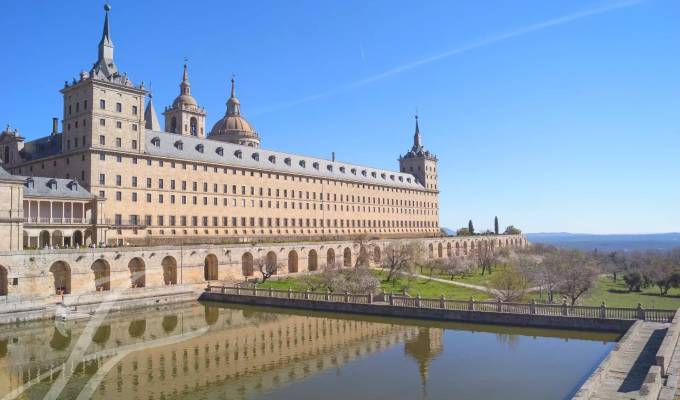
(0, 235), (527, 301)
(0, 5), (441, 246)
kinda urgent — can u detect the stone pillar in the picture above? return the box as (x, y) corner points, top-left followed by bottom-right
(368, 292), (373, 304)
(561, 300), (568, 316)
(530, 300), (536, 315)
(304, 289), (310, 300)
(637, 303), (645, 320)
(468, 297), (475, 311)
(440, 295), (446, 309)
(287, 287), (292, 299)
(344, 291), (349, 303)
(268, 287), (273, 297)
(415, 294), (421, 308)
(325, 289), (330, 301)
(496, 299), (502, 312)
(600, 302), (606, 319)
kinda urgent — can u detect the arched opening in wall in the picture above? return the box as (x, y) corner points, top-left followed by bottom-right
(308, 250), (318, 271)
(463, 242), (468, 255)
(162, 315), (178, 333)
(266, 251), (277, 275)
(52, 230), (64, 247)
(0, 266), (7, 296)
(39, 230), (50, 248)
(73, 230), (83, 247)
(171, 117), (177, 133)
(288, 250), (298, 273)
(49, 327), (71, 350)
(190, 117), (198, 136)
(455, 242), (460, 256)
(358, 246), (368, 267)
(128, 257), (146, 288)
(437, 243), (443, 258)
(50, 261), (71, 295)
(373, 246), (381, 264)
(326, 248), (336, 267)
(84, 229), (94, 246)
(428, 243), (434, 259)
(204, 254), (218, 281)
(92, 325), (111, 345)
(162, 256), (178, 285)
(204, 305), (219, 325)
(242, 252), (254, 277)
(343, 247), (352, 267)
(91, 259), (110, 291)
(128, 320), (146, 338)
(446, 243), (452, 257)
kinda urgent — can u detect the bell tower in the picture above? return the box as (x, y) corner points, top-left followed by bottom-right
(399, 114), (438, 191)
(163, 64), (207, 137)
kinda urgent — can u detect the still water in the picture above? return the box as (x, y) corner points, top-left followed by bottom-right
(0, 301), (618, 400)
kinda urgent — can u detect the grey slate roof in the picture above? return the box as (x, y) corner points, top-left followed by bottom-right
(21, 176), (94, 199)
(21, 134), (62, 161)
(145, 130), (425, 190)
(0, 166), (23, 182)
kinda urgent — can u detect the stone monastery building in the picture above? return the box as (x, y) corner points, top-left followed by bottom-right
(0, 6), (440, 249)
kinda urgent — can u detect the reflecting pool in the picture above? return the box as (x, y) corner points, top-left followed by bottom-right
(0, 301), (618, 399)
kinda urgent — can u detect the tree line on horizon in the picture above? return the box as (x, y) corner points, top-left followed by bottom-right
(455, 216), (521, 236)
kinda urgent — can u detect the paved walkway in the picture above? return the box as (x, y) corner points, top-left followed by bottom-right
(590, 321), (669, 400)
(405, 272), (542, 297)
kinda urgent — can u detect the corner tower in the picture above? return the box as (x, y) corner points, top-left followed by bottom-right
(399, 114), (438, 191)
(163, 64), (206, 136)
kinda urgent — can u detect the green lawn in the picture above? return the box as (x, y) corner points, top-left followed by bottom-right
(533, 277), (680, 310)
(255, 270), (491, 301)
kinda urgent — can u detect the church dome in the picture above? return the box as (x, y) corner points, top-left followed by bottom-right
(173, 93), (197, 108)
(208, 79), (260, 147)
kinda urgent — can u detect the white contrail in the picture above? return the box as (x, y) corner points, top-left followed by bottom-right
(252, 0), (642, 115)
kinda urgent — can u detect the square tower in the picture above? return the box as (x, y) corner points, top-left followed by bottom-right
(399, 115), (438, 191)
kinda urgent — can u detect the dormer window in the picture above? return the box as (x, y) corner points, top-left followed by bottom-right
(195, 144), (204, 153)
(68, 180), (79, 190)
(25, 177), (34, 189)
(174, 140), (183, 150)
(361, 170), (366, 176)
(381, 173), (386, 179)
(216, 147), (223, 156)
(234, 150), (242, 159)
(407, 177), (411, 183)
(339, 166), (345, 173)
(299, 160), (306, 168)
(151, 137), (160, 147)
(252, 152), (259, 161)
(47, 178), (58, 190)
(269, 155), (276, 163)
(351, 168), (357, 175)
(312, 162), (319, 170)
(284, 157), (291, 166)
(371, 172), (377, 178)
(398, 176), (403, 182)
(327, 165), (333, 172)
(390, 175), (395, 180)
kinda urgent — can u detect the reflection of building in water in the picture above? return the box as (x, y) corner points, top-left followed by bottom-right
(0, 303), (417, 399)
(404, 327), (444, 396)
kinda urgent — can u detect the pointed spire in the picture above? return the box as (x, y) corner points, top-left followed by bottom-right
(413, 113), (422, 151)
(226, 76), (241, 116)
(93, 3), (118, 80)
(180, 64), (191, 95)
(144, 94), (161, 131)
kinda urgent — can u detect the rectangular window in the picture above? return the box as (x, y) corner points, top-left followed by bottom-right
(158, 179), (164, 189)
(146, 193), (152, 202)
(132, 176), (137, 187)
(132, 140), (137, 149)
(115, 175), (121, 186)
(132, 105), (138, 115)
(146, 178), (152, 188)
(116, 137), (122, 147)
(99, 174), (105, 185)
(99, 119), (105, 126)
(157, 216), (164, 226)
(100, 99), (106, 109)
(116, 102), (122, 112)
(115, 191), (122, 201)
(116, 121), (122, 129)
(99, 153), (105, 161)
(132, 192), (137, 202)
(145, 215), (152, 226)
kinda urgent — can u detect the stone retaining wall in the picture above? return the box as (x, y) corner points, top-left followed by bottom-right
(199, 291), (633, 332)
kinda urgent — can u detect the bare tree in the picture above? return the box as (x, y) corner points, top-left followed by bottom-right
(255, 254), (279, 284)
(475, 242), (499, 275)
(443, 255), (475, 279)
(489, 264), (529, 302)
(381, 241), (423, 282)
(553, 249), (599, 305)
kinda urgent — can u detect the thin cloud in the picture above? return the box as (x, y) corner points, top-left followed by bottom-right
(253, 0), (642, 115)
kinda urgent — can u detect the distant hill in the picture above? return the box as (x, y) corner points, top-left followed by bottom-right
(525, 232), (680, 252)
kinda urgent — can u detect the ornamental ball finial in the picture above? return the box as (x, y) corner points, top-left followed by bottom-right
(104, 3), (111, 12)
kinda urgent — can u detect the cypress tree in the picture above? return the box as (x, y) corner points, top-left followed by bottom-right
(468, 220), (474, 235)
(494, 216), (499, 235)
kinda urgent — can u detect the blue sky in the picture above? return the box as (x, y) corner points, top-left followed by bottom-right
(1, 0), (678, 234)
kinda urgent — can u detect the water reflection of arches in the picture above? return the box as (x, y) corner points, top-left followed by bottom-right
(128, 320), (146, 338)
(50, 261), (71, 294)
(308, 250), (318, 271)
(92, 325), (111, 345)
(326, 248), (335, 267)
(162, 256), (177, 285)
(288, 250), (298, 273)
(242, 252), (254, 277)
(0, 265), (7, 296)
(49, 327), (71, 350)
(343, 247), (352, 267)
(204, 305), (219, 325)
(162, 315), (178, 333)
(91, 259), (110, 291)
(129, 257), (146, 288)
(204, 254), (218, 281)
